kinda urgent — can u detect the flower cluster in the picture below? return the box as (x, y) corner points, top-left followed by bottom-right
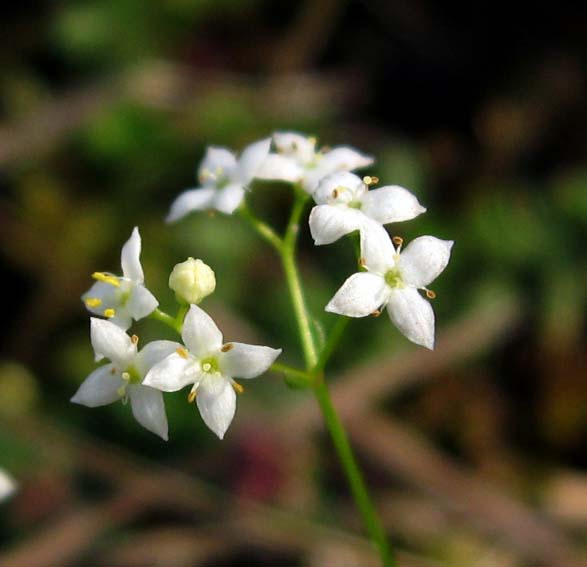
(74, 130), (452, 440)
(75, 230), (281, 439)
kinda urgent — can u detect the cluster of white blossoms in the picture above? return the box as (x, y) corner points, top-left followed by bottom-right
(167, 131), (453, 349)
(75, 229), (281, 439)
(74, 131), (452, 440)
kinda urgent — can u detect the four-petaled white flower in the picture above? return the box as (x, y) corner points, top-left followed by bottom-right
(256, 132), (374, 194)
(71, 318), (179, 440)
(0, 468), (17, 503)
(326, 223), (453, 350)
(309, 171), (426, 245)
(82, 227), (158, 330)
(167, 138), (272, 221)
(143, 304), (282, 439)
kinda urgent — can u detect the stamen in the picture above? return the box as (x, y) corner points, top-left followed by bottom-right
(176, 347), (189, 359)
(110, 367), (117, 375)
(92, 272), (120, 287)
(363, 175), (379, 186)
(131, 335), (139, 345)
(221, 343), (234, 353)
(116, 386), (126, 398)
(121, 372), (130, 382)
(392, 236), (404, 248)
(332, 188), (339, 199)
(371, 309), (382, 317)
(84, 298), (102, 308)
(425, 289), (437, 299)
(202, 362), (212, 372)
(358, 257), (366, 268)
(188, 390), (197, 403)
(232, 381), (244, 394)
(103, 308), (116, 318)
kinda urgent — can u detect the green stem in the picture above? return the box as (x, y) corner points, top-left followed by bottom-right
(313, 379), (395, 566)
(270, 362), (312, 387)
(281, 191), (318, 369)
(238, 203), (283, 252)
(314, 316), (350, 374)
(150, 308), (182, 334)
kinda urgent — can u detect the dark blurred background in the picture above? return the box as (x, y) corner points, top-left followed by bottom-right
(1, 1), (587, 566)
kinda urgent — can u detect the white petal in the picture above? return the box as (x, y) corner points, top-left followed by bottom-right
(313, 171), (366, 205)
(359, 221), (396, 274)
(213, 183), (245, 214)
(143, 353), (199, 392)
(386, 288), (435, 350)
(273, 132), (316, 163)
(129, 385), (169, 440)
(325, 272), (389, 317)
(90, 318), (136, 366)
(135, 340), (182, 377)
(315, 146), (374, 176)
(81, 281), (118, 316)
(238, 137), (272, 183)
(196, 376), (236, 439)
(255, 154), (304, 183)
(219, 343), (282, 379)
(360, 186), (426, 225)
(0, 469), (17, 502)
(120, 227), (144, 282)
(166, 188), (216, 223)
(182, 304), (223, 357)
(70, 364), (123, 407)
(127, 284), (159, 320)
(398, 236), (454, 288)
(308, 205), (365, 245)
(198, 147), (238, 181)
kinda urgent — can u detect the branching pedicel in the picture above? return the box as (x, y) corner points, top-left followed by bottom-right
(73, 131), (453, 567)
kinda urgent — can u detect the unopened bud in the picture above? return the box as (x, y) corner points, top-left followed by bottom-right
(169, 258), (216, 305)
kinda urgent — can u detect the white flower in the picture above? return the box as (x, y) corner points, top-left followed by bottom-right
(82, 227), (158, 330)
(326, 223), (453, 350)
(71, 318), (179, 440)
(309, 171), (426, 245)
(256, 131), (374, 194)
(143, 304), (282, 439)
(167, 138), (272, 221)
(0, 468), (17, 503)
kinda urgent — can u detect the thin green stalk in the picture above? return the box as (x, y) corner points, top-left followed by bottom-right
(270, 362), (312, 387)
(238, 203), (283, 252)
(313, 379), (395, 566)
(150, 308), (182, 334)
(314, 316), (350, 374)
(281, 191), (318, 369)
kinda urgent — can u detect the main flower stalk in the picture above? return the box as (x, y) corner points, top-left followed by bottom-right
(275, 190), (396, 567)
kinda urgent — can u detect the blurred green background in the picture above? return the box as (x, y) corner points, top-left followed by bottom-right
(1, 1), (587, 566)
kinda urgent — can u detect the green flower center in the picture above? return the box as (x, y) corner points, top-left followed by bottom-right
(348, 200), (362, 209)
(384, 268), (404, 289)
(200, 356), (220, 374)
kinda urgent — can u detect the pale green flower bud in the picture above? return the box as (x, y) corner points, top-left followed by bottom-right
(169, 258), (216, 305)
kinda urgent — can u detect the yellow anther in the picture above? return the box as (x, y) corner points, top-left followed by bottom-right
(221, 343), (234, 353)
(84, 297), (102, 308)
(232, 381), (244, 394)
(392, 236), (404, 247)
(176, 347), (189, 359)
(121, 372), (130, 382)
(358, 257), (366, 268)
(332, 189), (339, 199)
(188, 390), (197, 403)
(103, 308), (116, 318)
(371, 309), (382, 317)
(110, 367), (117, 375)
(363, 175), (379, 185)
(92, 272), (120, 287)
(131, 335), (139, 345)
(425, 289), (437, 299)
